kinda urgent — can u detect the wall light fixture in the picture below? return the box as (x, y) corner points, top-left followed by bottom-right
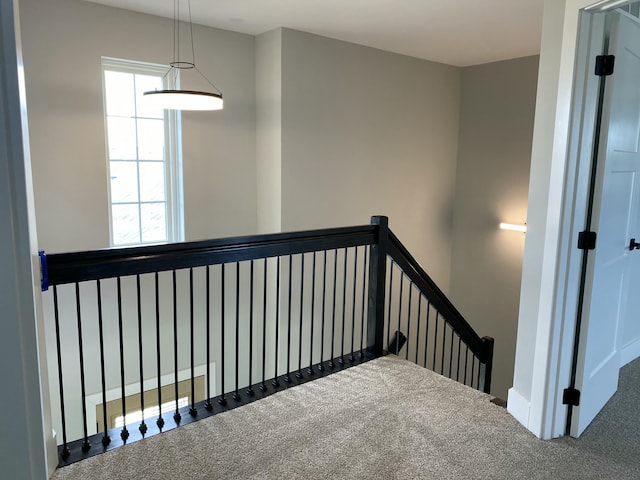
(500, 223), (527, 233)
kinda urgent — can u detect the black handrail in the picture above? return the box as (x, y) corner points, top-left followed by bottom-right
(41, 217), (492, 374)
(387, 230), (492, 364)
(42, 225), (376, 287)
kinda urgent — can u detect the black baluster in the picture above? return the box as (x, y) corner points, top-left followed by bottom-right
(423, 302), (430, 369)
(247, 260), (255, 397)
(297, 254), (305, 379)
(432, 312), (439, 373)
(471, 356), (477, 390)
(386, 262), (394, 348)
(52, 286), (70, 459)
(75, 283), (92, 452)
(205, 266), (212, 411)
(272, 257), (281, 388)
(190, 268), (197, 416)
(219, 264), (227, 405)
(260, 258), (268, 392)
(456, 336), (462, 382)
(440, 317), (446, 375)
(449, 326), (454, 379)
(234, 263), (241, 401)
(308, 252), (316, 375)
(389, 271), (404, 355)
(155, 273), (164, 429)
(339, 247), (347, 365)
(396, 274), (404, 355)
(285, 255), (293, 383)
(137, 275), (147, 434)
(172, 271), (181, 423)
(96, 281), (110, 446)
(329, 249), (338, 369)
(349, 248), (358, 362)
(116, 278), (129, 442)
(415, 294), (422, 365)
(406, 283), (412, 361)
(318, 251), (327, 372)
(464, 346), (470, 386)
(359, 246), (368, 358)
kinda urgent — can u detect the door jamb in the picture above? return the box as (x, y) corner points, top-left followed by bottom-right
(563, 13), (612, 436)
(545, 10), (607, 439)
(508, 0), (611, 440)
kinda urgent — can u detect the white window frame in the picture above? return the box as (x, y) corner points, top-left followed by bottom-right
(101, 57), (184, 246)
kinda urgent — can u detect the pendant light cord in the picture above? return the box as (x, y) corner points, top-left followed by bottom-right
(194, 66), (222, 94)
(173, 0), (179, 65)
(186, 0), (222, 94)
(188, 0), (195, 66)
(160, 0), (223, 96)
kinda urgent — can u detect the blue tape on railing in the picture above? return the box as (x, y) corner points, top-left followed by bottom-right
(39, 250), (49, 292)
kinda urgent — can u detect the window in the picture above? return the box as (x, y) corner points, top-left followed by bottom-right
(114, 397), (189, 429)
(96, 376), (205, 430)
(102, 58), (183, 246)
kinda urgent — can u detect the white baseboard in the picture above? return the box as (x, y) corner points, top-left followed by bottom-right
(84, 363), (215, 436)
(47, 429), (58, 478)
(620, 337), (640, 367)
(507, 387), (530, 428)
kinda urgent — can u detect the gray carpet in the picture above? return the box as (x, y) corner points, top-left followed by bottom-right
(561, 356), (640, 472)
(52, 356), (640, 479)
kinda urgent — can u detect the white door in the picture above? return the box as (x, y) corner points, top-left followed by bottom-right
(571, 11), (640, 437)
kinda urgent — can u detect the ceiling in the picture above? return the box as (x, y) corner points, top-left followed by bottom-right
(84, 0), (544, 67)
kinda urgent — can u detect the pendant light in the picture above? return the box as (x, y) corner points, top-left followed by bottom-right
(144, 0), (223, 111)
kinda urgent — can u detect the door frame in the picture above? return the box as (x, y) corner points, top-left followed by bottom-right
(0, 0), (56, 476)
(508, 0), (635, 440)
(558, 10), (610, 439)
(567, 8), (640, 437)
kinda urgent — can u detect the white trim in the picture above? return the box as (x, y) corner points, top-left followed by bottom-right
(549, 9), (607, 440)
(167, 105), (184, 242)
(511, 0), (609, 440)
(101, 57), (184, 247)
(506, 387), (531, 427)
(620, 338), (640, 367)
(512, 0), (586, 440)
(85, 363), (215, 435)
(585, 0), (634, 12)
(0, 0), (54, 476)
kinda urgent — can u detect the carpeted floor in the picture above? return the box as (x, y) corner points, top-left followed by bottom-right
(52, 355), (640, 480)
(560, 355), (640, 473)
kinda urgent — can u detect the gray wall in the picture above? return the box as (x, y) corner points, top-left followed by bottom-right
(256, 29), (282, 234)
(279, 29), (461, 288)
(20, 0), (257, 253)
(450, 56), (539, 399)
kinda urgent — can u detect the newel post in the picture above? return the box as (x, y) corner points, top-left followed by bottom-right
(367, 216), (389, 356)
(479, 336), (494, 394)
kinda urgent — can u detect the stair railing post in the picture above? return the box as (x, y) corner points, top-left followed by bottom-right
(478, 336), (494, 394)
(367, 216), (389, 356)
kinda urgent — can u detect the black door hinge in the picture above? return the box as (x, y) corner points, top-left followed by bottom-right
(563, 387), (581, 407)
(578, 231), (597, 250)
(595, 55), (615, 76)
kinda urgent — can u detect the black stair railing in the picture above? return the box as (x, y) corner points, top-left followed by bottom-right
(39, 216), (493, 467)
(386, 229), (494, 392)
